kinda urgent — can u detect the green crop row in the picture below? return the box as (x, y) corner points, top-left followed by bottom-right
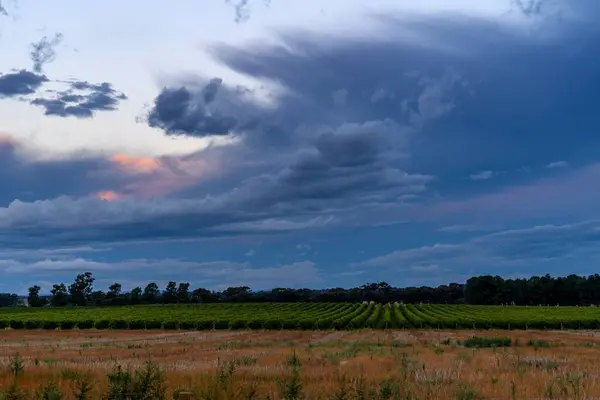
(2, 303), (600, 330)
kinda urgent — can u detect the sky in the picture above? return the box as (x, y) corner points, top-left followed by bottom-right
(0, 0), (599, 294)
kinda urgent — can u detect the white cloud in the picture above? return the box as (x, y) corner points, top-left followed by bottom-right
(469, 170), (495, 180)
(546, 160), (568, 168)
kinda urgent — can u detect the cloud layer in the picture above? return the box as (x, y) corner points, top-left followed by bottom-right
(1, 1), (600, 288)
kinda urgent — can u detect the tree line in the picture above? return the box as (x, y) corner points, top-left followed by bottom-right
(2, 272), (600, 307)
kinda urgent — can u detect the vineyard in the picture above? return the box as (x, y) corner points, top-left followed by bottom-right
(2, 302), (600, 330)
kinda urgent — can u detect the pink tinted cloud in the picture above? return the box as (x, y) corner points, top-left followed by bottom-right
(95, 190), (123, 201)
(104, 152), (218, 199)
(110, 154), (161, 174)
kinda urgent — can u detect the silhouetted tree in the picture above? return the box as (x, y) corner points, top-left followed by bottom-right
(143, 282), (160, 303)
(106, 283), (122, 305)
(68, 272), (95, 306)
(27, 285), (46, 307)
(163, 281), (178, 304)
(176, 282), (190, 303)
(130, 287), (142, 305)
(50, 283), (69, 307)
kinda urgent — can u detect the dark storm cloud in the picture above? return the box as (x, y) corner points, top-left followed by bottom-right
(30, 79), (127, 118)
(30, 32), (63, 73)
(0, 70), (48, 97)
(146, 81), (248, 136)
(146, 19), (470, 147)
(231, 120), (430, 212)
(3, 3), (599, 248)
(0, 119), (431, 247)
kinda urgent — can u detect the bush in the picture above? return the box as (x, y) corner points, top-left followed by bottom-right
(60, 320), (76, 330)
(42, 321), (60, 330)
(145, 320), (162, 330)
(162, 321), (178, 330)
(77, 320), (95, 329)
(229, 319), (247, 330)
(35, 380), (62, 400)
(109, 320), (129, 330)
(196, 320), (212, 330)
(25, 320), (41, 330)
(94, 320), (111, 329)
(10, 320), (25, 329)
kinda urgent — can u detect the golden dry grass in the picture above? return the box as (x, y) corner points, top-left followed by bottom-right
(2, 329), (600, 398)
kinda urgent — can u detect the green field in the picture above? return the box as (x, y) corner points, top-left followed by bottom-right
(1, 302), (599, 330)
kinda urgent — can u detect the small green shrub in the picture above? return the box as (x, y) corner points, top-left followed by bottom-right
(527, 339), (550, 349)
(462, 336), (511, 348)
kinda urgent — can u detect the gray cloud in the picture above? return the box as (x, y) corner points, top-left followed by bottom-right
(6, 6), (596, 248)
(0, 70), (48, 98)
(0, 15), (514, 248)
(0, 257), (321, 292)
(30, 32), (63, 73)
(31, 79), (127, 118)
(359, 220), (600, 272)
(146, 79), (255, 136)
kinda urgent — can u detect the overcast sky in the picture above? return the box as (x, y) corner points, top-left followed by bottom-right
(1, 0), (599, 294)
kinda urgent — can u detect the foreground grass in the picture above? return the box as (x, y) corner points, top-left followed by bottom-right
(0, 329), (599, 398)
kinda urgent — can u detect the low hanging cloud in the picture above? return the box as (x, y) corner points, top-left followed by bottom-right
(0, 257), (322, 292)
(358, 220), (600, 275)
(30, 32), (63, 73)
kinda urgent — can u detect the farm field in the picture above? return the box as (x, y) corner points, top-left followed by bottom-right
(2, 302), (600, 330)
(2, 329), (600, 398)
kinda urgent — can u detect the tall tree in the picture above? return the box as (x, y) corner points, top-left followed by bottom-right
(106, 282), (122, 305)
(50, 284), (69, 307)
(191, 288), (216, 303)
(176, 282), (190, 303)
(27, 285), (46, 307)
(0, 293), (19, 307)
(130, 287), (142, 305)
(143, 282), (160, 303)
(163, 281), (178, 304)
(68, 272), (95, 306)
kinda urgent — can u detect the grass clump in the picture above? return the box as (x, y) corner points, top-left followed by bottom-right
(527, 339), (551, 349)
(462, 336), (511, 348)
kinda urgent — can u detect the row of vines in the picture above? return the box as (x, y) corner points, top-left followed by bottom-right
(2, 303), (600, 330)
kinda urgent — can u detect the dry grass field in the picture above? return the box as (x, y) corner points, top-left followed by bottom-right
(2, 329), (600, 399)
